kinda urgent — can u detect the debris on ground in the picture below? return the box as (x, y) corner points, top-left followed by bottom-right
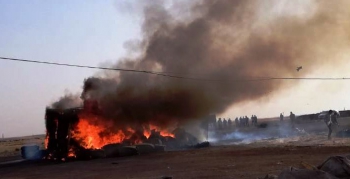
(135, 143), (155, 154)
(262, 155), (350, 179)
(278, 167), (337, 179)
(257, 123), (268, 128)
(300, 161), (317, 170)
(161, 176), (173, 179)
(317, 156), (350, 178)
(193, 141), (210, 149)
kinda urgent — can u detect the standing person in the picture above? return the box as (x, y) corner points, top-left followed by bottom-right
(217, 118), (223, 130)
(228, 118), (232, 129)
(324, 110), (340, 140)
(253, 115), (257, 126)
(254, 115), (258, 125)
(251, 115), (255, 126)
(290, 112), (296, 128)
(245, 116), (249, 127)
(235, 117), (239, 127)
(223, 118), (227, 129)
(280, 113), (284, 122)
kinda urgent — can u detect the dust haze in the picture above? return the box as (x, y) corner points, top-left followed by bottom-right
(52, 0), (350, 130)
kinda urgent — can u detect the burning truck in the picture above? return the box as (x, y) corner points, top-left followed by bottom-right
(28, 100), (209, 161)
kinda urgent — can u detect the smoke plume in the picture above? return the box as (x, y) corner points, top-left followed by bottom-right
(51, 93), (82, 110)
(53, 0), (350, 130)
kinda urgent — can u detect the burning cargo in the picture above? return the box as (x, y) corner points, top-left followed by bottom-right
(43, 101), (208, 161)
(44, 107), (81, 160)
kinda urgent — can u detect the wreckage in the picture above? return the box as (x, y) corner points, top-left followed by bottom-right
(261, 155), (350, 179)
(22, 101), (210, 161)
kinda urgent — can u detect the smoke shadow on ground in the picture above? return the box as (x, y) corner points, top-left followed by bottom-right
(208, 118), (350, 145)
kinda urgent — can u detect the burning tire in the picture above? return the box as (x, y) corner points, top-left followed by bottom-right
(193, 141), (210, 149)
(118, 146), (139, 157)
(89, 149), (106, 159)
(154, 144), (166, 152)
(76, 149), (106, 160)
(135, 143), (155, 154)
(163, 137), (180, 150)
(102, 143), (122, 158)
(146, 138), (163, 145)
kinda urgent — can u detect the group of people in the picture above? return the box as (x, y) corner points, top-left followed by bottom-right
(235, 115), (258, 127)
(215, 115), (258, 130)
(216, 118), (233, 130)
(280, 112), (296, 128)
(251, 115), (258, 126)
(214, 110), (341, 140)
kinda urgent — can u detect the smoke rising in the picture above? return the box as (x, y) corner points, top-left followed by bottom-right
(53, 0), (350, 131)
(51, 93), (82, 110)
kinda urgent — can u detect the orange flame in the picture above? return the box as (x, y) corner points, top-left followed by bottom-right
(68, 148), (76, 158)
(143, 130), (151, 138)
(159, 131), (175, 138)
(44, 132), (49, 149)
(143, 124), (175, 138)
(71, 118), (127, 149)
(70, 114), (174, 150)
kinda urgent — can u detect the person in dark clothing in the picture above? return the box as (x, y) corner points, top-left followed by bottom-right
(245, 116), (249, 127)
(254, 115), (258, 125)
(324, 110), (340, 140)
(217, 118), (223, 130)
(239, 117), (243, 127)
(290, 112), (296, 128)
(228, 118), (232, 129)
(223, 118), (227, 129)
(280, 113), (284, 122)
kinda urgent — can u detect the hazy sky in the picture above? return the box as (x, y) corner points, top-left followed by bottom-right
(1, 0), (349, 137)
(0, 0), (141, 137)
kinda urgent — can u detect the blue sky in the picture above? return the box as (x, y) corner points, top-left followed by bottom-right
(0, 0), (141, 137)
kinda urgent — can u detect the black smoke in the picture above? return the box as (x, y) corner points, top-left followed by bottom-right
(53, 0), (350, 131)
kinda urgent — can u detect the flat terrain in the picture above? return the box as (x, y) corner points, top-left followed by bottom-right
(0, 134), (349, 179)
(0, 135), (45, 162)
(1, 118), (350, 179)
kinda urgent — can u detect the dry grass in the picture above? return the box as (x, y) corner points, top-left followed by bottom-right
(0, 135), (45, 157)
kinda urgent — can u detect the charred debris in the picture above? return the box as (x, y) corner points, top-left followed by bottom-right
(23, 106), (211, 161)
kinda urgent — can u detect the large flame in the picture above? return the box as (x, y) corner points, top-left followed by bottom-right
(71, 114), (174, 149)
(145, 124), (175, 138)
(71, 118), (127, 149)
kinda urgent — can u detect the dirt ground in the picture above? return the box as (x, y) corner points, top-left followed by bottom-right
(1, 118), (350, 179)
(0, 134), (349, 179)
